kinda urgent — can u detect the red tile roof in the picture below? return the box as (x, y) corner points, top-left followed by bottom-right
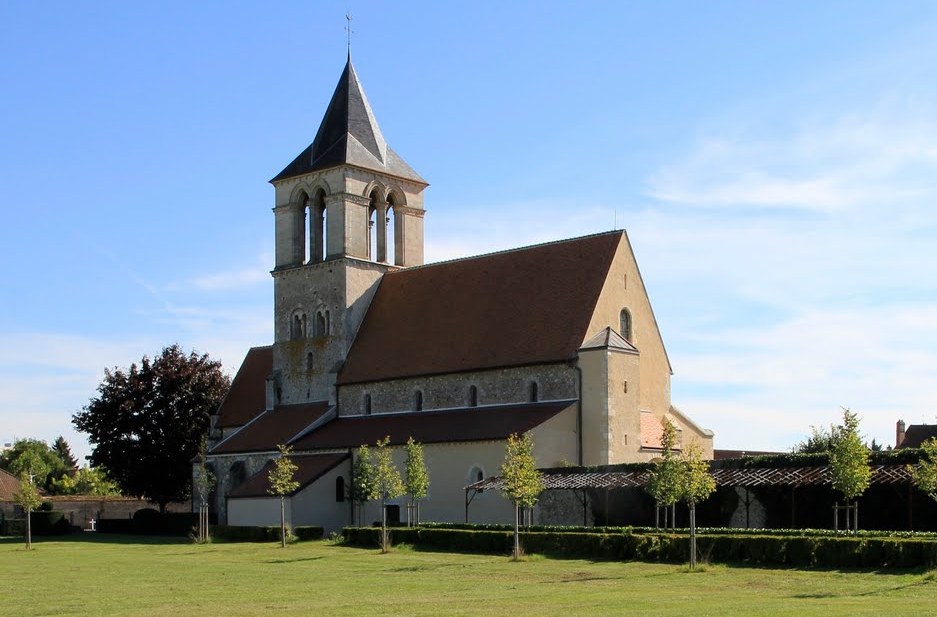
(0, 468), (21, 500)
(211, 401), (332, 454)
(337, 232), (623, 385)
(291, 400), (574, 450)
(228, 453), (349, 498)
(215, 346), (272, 428)
(640, 413), (682, 451)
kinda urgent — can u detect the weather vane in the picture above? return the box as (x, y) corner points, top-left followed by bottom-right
(345, 11), (354, 52)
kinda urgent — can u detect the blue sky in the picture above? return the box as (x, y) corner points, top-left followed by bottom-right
(3, 2), (937, 461)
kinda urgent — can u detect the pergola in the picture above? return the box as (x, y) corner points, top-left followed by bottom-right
(464, 464), (915, 526)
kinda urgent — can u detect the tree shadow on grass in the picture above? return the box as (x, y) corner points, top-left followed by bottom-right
(265, 555), (326, 564)
(791, 576), (936, 599)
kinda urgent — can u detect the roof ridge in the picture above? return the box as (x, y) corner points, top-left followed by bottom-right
(389, 229), (625, 275)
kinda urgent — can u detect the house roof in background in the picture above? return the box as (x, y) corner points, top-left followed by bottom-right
(899, 424), (937, 449)
(0, 468), (22, 500)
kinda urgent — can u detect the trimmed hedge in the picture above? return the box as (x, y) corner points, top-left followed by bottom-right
(341, 526), (937, 569)
(419, 522), (937, 539)
(1, 512), (71, 536)
(211, 525), (324, 542)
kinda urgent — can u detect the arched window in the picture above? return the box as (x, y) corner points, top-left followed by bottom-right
(315, 311), (326, 337)
(468, 385), (478, 407)
(364, 393), (372, 415)
(386, 194), (396, 265)
(414, 390), (423, 412)
(296, 191), (309, 266)
(229, 461), (247, 489)
(335, 476), (345, 502)
(314, 189), (327, 262)
(306, 352), (314, 371)
(368, 190), (380, 261)
(620, 309), (632, 342)
(291, 312), (306, 340)
(529, 381), (539, 403)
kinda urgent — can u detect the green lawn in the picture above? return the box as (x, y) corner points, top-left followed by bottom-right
(1, 535), (935, 617)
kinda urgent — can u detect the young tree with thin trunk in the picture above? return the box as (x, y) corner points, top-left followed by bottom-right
(829, 408), (870, 532)
(369, 437), (404, 553)
(404, 437), (429, 527)
(267, 445), (299, 548)
(500, 432), (544, 560)
(193, 445), (215, 543)
(646, 419), (681, 529)
(350, 445), (375, 526)
(13, 473), (43, 550)
(680, 444), (715, 569)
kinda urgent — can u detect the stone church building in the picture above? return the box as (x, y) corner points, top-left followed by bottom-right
(204, 56), (713, 531)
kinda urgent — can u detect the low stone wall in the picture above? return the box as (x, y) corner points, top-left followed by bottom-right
(0, 497), (190, 530)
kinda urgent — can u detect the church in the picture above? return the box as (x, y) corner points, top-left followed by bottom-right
(204, 55), (714, 531)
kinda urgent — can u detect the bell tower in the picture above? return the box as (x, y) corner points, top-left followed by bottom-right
(268, 55), (428, 407)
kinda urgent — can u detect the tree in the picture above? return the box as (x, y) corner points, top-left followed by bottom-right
(500, 432), (544, 560)
(13, 472), (43, 550)
(793, 425), (836, 454)
(646, 420), (682, 529)
(909, 437), (937, 503)
(0, 439), (68, 491)
(403, 437), (429, 527)
(829, 408), (871, 531)
(192, 441), (216, 543)
(268, 444), (300, 548)
(350, 444), (375, 526)
(680, 444), (716, 569)
(72, 344), (230, 512)
(51, 436), (79, 474)
(49, 466), (120, 496)
(369, 436), (404, 552)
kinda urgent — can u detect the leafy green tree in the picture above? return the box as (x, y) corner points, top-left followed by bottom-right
(793, 425), (836, 454)
(73, 344), (230, 512)
(13, 472), (43, 550)
(680, 444), (716, 569)
(403, 437), (429, 527)
(0, 439), (68, 491)
(49, 466), (120, 496)
(350, 444), (375, 526)
(646, 420), (681, 529)
(500, 432), (544, 560)
(267, 444), (300, 548)
(829, 408), (871, 531)
(369, 436), (404, 552)
(51, 436), (79, 473)
(909, 437), (937, 503)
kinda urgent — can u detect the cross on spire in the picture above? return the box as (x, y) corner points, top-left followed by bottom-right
(345, 12), (354, 52)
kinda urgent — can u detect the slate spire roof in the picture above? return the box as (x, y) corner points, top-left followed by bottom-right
(271, 55), (425, 184)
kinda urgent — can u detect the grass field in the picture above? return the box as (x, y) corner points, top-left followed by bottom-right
(2, 535), (936, 617)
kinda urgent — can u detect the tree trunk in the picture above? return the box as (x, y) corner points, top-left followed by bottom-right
(25, 508), (32, 550)
(513, 502), (520, 560)
(380, 496), (387, 553)
(279, 495), (286, 548)
(689, 503), (697, 569)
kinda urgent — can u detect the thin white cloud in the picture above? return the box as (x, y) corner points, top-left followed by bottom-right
(646, 105), (937, 212)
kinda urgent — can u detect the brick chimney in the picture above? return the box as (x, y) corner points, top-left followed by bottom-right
(896, 419), (907, 448)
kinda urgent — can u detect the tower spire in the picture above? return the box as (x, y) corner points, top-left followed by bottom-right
(345, 11), (353, 54)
